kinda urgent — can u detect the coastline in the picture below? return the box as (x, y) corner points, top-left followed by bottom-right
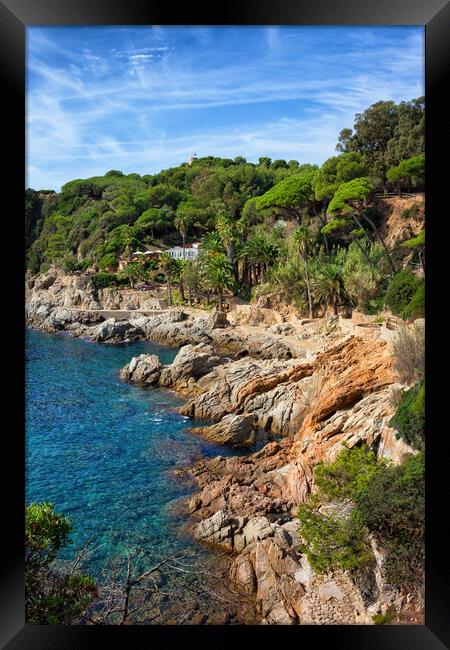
(25, 268), (423, 625)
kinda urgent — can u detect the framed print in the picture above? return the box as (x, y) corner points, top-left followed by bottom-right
(1, 0), (448, 647)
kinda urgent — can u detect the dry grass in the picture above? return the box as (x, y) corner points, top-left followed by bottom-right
(392, 322), (425, 385)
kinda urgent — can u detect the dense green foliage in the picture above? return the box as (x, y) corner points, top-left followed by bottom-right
(390, 380), (425, 449)
(386, 154), (425, 192)
(356, 453), (424, 588)
(314, 445), (381, 500)
(25, 96), (424, 317)
(297, 497), (372, 573)
(25, 502), (97, 624)
(90, 271), (121, 289)
(384, 270), (424, 319)
(336, 97), (424, 184)
(298, 447), (425, 590)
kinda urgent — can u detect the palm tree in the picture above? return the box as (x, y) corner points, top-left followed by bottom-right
(312, 264), (348, 316)
(174, 214), (190, 256)
(202, 253), (234, 311)
(198, 232), (225, 265)
(240, 235), (279, 285)
(293, 227), (314, 318)
(158, 252), (175, 306)
(170, 258), (186, 302)
(215, 210), (238, 282)
(118, 261), (145, 289)
(181, 259), (201, 306)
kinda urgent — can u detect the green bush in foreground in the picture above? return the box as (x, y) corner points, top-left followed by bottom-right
(298, 447), (425, 590)
(26, 502), (97, 624)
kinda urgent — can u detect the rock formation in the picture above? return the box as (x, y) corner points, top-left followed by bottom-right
(25, 267), (422, 625)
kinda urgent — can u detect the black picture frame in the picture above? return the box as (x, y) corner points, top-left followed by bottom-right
(2, 0), (448, 647)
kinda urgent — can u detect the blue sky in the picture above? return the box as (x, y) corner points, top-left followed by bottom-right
(26, 26), (424, 191)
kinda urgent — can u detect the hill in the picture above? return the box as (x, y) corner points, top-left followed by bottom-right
(25, 96), (425, 321)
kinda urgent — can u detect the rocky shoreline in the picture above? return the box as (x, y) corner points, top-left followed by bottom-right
(26, 268), (422, 625)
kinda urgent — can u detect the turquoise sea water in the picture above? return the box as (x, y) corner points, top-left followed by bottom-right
(25, 328), (237, 578)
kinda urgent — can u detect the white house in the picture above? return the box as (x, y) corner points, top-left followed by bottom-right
(168, 243), (199, 261)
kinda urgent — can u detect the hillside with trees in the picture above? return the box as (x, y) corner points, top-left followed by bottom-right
(25, 97), (425, 320)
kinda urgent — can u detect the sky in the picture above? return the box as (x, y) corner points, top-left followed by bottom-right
(26, 25), (424, 191)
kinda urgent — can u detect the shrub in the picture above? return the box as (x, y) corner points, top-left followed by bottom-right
(91, 272), (119, 290)
(389, 381), (425, 449)
(98, 252), (118, 271)
(401, 203), (422, 220)
(297, 499), (371, 573)
(392, 322), (425, 384)
(298, 448), (425, 593)
(403, 281), (425, 320)
(77, 259), (92, 272)
(298, 446), (381, 574)
(384, 269), (420, 318)
(356, 453), (424, 588)
(372, 609), (395, 625)
(314, 445), (381, 501)
(60, 252), (78, 273)
(25, 503), (97, 624)
(26, 502), (72, 566)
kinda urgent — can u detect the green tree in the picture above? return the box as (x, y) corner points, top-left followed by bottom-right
(293, 227), (315, 318)
(255, 168), (318, 222)
(327, 177), (395, 273)
(402, 228), (424, 252)
(215, 205), (239, 282)
(356, 453), (424, 588)
(384, 269), (422, 318)
(336, 98), (424, 184)
(174, 201), (196, 251)
(298, 447), (425, 591)
(240, 235), (279, 286)
(386, 154), (425, 192)
(118, 261), (146, 288)
(181, 259), (202, 305)
(158, 252), (176, 306)
(169, 258), (187, 302)
(202, 253), (235, 311)
(337, 241), (384, 309)
(25, 502), (97, 624)
(98, 252), (118, 271)
(135, 208), (165, 238)
(312, 264), (348, 315)
(271, 159), (288, 169)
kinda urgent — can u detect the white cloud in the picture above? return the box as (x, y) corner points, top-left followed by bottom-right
(26, 26), (424, 190)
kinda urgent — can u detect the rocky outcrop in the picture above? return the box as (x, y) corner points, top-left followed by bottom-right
(158, 343), (224, 394)
(91, 318), (144, 343)
(171, 333), (419, 624)
(27, 267), (423, 625)
(120, 354), (161, 385)
(26, 268), (309, 360)
(190, 414), (258, 447)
